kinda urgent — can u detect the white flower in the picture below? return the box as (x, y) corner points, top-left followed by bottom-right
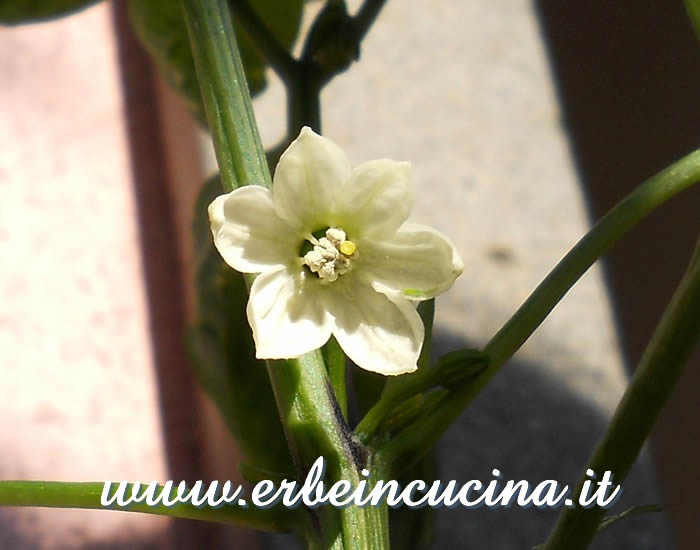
(208, 127), (463, 375)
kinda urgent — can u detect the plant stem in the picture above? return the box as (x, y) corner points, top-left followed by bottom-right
(182, 0), (268, 193)
(227, 0), (298, 83)
(182, 1), (389, 546)
(377, 149), (700, 465)
(351, 0), (388, 45)
(0, 480), (296, 533)
(289, 63), (322, 134)
(542, 238), (700, 550)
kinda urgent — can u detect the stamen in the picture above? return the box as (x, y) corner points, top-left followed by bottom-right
(339, 240), (356, 256)
(301, 227), (358, 282)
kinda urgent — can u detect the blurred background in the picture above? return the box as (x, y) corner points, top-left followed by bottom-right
(1, 0), (698, 548)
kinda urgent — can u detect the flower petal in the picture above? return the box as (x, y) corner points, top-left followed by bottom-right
(359, 222), (464, 300)
(336, 159), (414, 238)
(328, 278), (423, 375)
(247, 267), (333, 359)
(272, 127), (351, 231)
(209, 186), (298, 273)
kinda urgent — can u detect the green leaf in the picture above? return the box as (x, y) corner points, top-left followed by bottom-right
(686, 0), (700, 39)
(188, 175), (294, 478)
(0, 0), (100, 24)
(128, 0), (303, 123)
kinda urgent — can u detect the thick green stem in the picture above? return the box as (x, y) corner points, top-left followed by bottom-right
(378, 149), (700, 464)
(182, 1), (389, 547)
(182, 0), (268, 193)
(0, 480), (296, 533)
(542, 238), (700, 550)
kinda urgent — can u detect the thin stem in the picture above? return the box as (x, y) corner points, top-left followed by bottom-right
(416, 299), (435, 371)
(284, 0), (389, 140)
(351, 0), (388, 45)
(0, 481), (296, 533)
(377, 149), (700, 464)
(542, 238), (700, 550)
(228, 0), (298, 83)
(288, 63), (322, 135)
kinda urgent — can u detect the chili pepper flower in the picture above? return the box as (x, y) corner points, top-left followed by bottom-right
(209, 127), (463, 375)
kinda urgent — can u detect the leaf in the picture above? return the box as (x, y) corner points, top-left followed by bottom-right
(188, 175), (294, 478)
(0, 0), (100, 24)
(686, 0), (700, 40)
(128, 0), (303, 124)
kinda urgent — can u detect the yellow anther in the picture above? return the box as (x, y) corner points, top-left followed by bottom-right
(340, 240), (357, 256)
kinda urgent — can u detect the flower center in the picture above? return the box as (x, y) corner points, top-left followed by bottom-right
(301, 227), (358, 283)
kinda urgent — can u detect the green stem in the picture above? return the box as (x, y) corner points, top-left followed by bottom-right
(416, 299), (435, 370)
(182, 0), (268, 193)
(228, 0), (298, 83)
(0, 480), (296, 533)
(182, 2), (389, 547)
(288, 63), (322, 135)
(377, 149), (700, 465)
(266, 354), (387, 550)
(542, 238), (700, 550)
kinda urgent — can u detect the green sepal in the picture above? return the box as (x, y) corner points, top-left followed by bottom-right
(188, 174), (294, 477)
(0, 0), (100, 24)
(128, 0), (303, 124)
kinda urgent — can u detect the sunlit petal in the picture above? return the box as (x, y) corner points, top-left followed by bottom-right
(360, 222), (464, 300)
(328, 278), (422, 375)
(247, 267), (333, 359)
(336, 159), (414, 237)
(209, 186), (298, 273)
(272, 127), (351, 231)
